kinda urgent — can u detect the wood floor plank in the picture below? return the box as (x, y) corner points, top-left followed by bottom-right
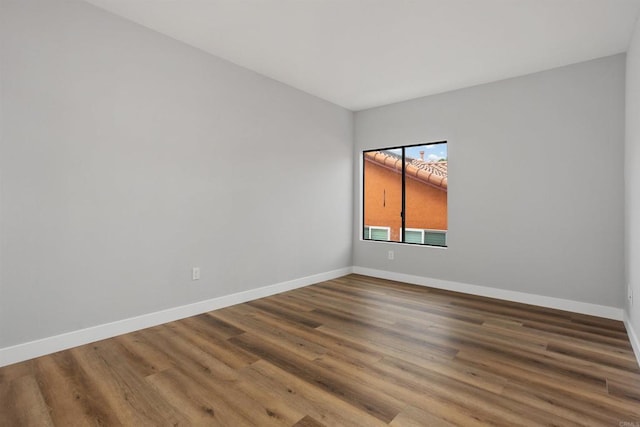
(168, 317), (259, 369)
(31, 354), (117, 427)
(292, 415), (326, 427)
(229, 332), (406, 423)
(37, 350), (125, 426)
(146, 326), (309, 426)
(1, 273), (639, 426)
(189, 313), (246, 340)
(390, 405), (456, 427)
(143, 323), (239, 382)
(0, 360), (33, 384)
(500, 381), (631, 426)
(145, 367), (255, 426)
(246, 299), (323, 328)
(234, 307), (385, 365)
(546, 341), (640, 371)
(381, 355), (584, 426)
(239, 359), (387, 427)
(211, 309), (329, 361)
(309, 309), (459, 360)
(455, 348), (609, 396)
(71, 342), (188, 426)
(607, 377), (640, 402)
(114, 331), (177, 375)
(0, 375), (55, 427)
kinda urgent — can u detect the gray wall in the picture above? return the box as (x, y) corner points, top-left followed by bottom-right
(626, 17), (640, 335)
(354, 55), (626, 307)
(0, 0), (353, 348)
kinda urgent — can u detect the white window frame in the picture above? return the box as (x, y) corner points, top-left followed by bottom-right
(364, 225), (391, 241)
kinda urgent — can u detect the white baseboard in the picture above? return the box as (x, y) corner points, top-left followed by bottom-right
(0, 267), (353, 368)
(624, 313), (640, 368)
(2, 265), (629, 368)
(352, 266), (624, 321)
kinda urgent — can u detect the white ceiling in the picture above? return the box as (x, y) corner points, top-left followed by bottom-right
(84, 0), (640, 111)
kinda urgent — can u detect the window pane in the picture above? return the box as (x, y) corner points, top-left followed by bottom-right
(403, 143), (448, 246)
(404, 230), (423, 244)
(370, 228), (389, 241)
(363, 226), (370, 239)
(363, 150), (403, 243)
(425, 231), (447, 247)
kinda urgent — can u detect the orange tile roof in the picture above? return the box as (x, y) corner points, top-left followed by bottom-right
(364, 150), (448, 191)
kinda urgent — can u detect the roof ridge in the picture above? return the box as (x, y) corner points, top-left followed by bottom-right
(364, 150), (447, 191)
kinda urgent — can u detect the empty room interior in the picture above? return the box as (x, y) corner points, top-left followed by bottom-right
(3, 0), (640, 425)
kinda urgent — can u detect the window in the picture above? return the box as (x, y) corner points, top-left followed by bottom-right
(424, 230), (447, 246)
(363, 226), (390, 241)
(404, 228), (447, 246)
(404, 228), (424, 244)
(363, 142), (447, 247)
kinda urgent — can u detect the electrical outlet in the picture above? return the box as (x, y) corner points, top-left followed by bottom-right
(388, 250), (394, 260)
(192, 267), (201, 281)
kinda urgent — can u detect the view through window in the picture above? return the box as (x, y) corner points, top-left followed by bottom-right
(363, 142), (448, 247)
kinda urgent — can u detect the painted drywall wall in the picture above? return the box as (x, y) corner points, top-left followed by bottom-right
(0, 0), (353, 349)
(354, 55), (625, 307)
(626, 15), (640, 351)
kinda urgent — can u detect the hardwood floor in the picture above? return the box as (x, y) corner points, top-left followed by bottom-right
(1, 274), (639, 426)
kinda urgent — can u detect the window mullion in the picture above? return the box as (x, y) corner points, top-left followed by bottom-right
(401, 147), (406, 243)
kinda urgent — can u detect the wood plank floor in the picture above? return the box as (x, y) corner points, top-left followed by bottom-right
(1, 274), (639, 426)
